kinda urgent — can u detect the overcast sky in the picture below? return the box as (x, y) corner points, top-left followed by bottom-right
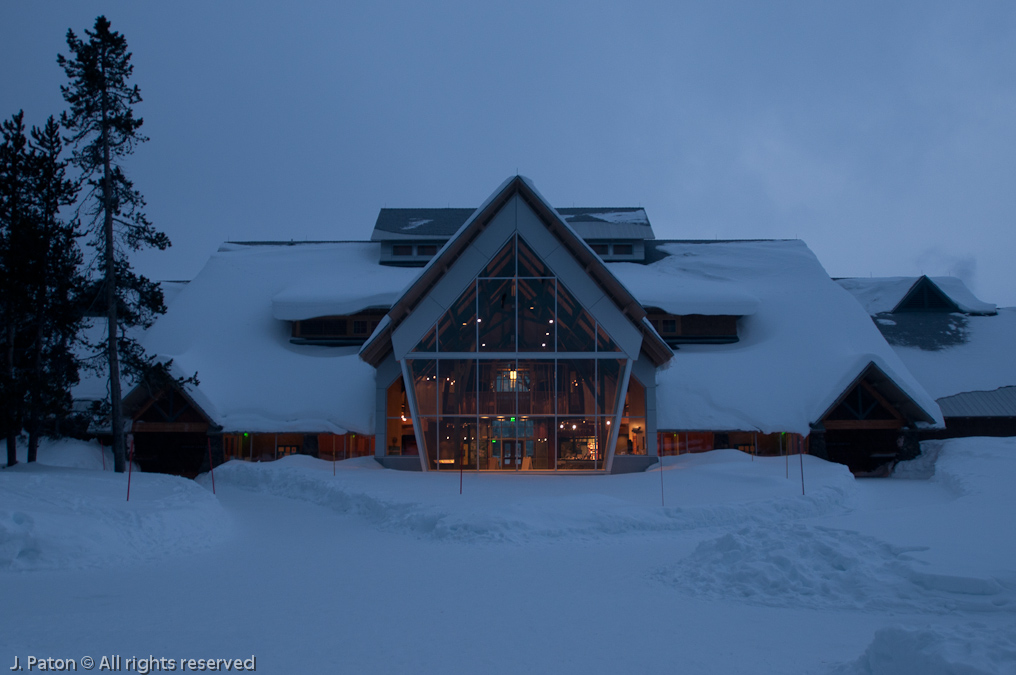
(2, 2), (1014, 305)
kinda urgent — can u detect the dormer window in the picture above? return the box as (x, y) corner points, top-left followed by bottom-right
(381, 241), (447, 266)
(586, 241), (642, 261)
(292, 309), (387, 346)
(646, 309), (739, 345)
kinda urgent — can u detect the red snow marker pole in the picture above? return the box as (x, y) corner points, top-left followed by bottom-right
(207, 437), (216, 494)
(799, 438), (806, 496)
(126, 436), (135, 502)
(659, 453), (665, 507)
(332, 435), (336, 476)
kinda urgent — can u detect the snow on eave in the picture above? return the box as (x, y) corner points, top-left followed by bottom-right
(215, 417), (348, 435)
(268, 243), (419, 321)
(609, 261), (761, 317)
(272, 292), (395, 321)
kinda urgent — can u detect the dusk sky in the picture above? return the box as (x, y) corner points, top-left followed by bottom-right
(2, 2), (1014, 305)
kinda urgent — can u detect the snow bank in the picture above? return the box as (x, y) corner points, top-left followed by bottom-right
(907, 437), (1016, 503)
(0, 463), (230, 570)
(5, 436), (113, 471)
(830, 623), (1016, 675)
(202, 450), (856, 543)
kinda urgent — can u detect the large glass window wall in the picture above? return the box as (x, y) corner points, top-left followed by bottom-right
(396, 234), (637, 472)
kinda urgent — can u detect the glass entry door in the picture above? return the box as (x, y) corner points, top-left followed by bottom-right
(501, 440), (521, 469)
(481, 418), (537, 471)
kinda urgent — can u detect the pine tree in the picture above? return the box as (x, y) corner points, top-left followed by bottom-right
(0, 112), (33, 467)
(59, 16), (170, 472)
(0, 112), (84, 467)
(23, 118), (83, 462)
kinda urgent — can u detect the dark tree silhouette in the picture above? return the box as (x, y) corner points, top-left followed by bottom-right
(59, 16), (170, 472)
(23, 118), (83, 461)
(0, 112), (33, 467)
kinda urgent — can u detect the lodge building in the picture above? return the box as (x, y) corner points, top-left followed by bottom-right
(110, 176), (970, 477)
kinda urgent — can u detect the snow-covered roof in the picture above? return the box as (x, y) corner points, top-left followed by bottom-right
(836, 276), (1015, 401)
(141, 242), (419, 434)
(836, 276), (997, 315)
(134, 232), (943, 437)
(626, 241), (943, 434)
(885, 308), (1016, 400)
(928, 277), (997, 314)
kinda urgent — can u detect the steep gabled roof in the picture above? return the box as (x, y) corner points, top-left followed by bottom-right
(836, 276), (997, 315)
(359, 176), (673, 367)
(817, 362), (938, 425)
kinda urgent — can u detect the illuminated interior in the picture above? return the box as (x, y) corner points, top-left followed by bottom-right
(392, 234), (640, 471)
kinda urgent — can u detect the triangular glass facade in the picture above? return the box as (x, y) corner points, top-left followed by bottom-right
(403, 234), (635, 472)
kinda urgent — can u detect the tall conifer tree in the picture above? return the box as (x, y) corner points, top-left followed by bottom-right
(1, 112), (84, 467)
(0, 112), (33, 467)
(59, 16), (169, 472)
(23, 118), (83, 462)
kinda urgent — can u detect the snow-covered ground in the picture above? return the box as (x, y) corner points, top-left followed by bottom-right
(2, 438), (1014, 674)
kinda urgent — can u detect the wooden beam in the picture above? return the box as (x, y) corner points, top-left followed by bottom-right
(859, 380), (904, 421)
(131, 422), (210, 433)
(823, 419), (903, 430)
(131, 388), (168, 421)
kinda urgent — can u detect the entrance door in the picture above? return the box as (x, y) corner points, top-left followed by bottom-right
(501, 440), (521, 469)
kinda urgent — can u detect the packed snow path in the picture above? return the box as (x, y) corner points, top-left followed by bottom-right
(2, 439), (1014, 674)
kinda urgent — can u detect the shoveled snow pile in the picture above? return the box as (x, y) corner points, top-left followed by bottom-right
(1, 439), (230, 570)
(659, 439), (1016, 616)
(201, 449), (856, 543)
(658, 522), (1012, 613)
(830, 623), (1016, 675)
